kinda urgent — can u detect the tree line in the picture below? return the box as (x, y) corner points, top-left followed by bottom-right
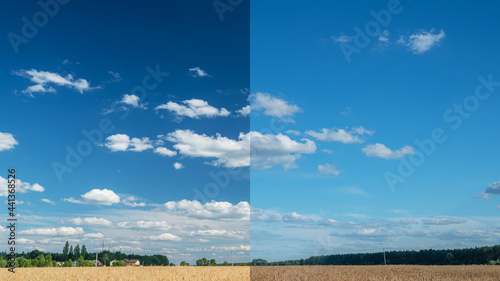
(251, 244), (500, 266)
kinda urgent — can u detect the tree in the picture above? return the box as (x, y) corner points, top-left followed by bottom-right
(81, 245), (87, 260)
(196, 258), (209, 266)
(223, 261), (229, 266)
(0, 258), (7, 268)
(252, 259), (268, 266)
(63, 259), (73, 267)
(62, 241), (69, 261)
(74, 244), (80, 259)
(210, 259), (217, 266)
(77, 256), (84, 267)
(35, 254), (45, 267)
(69, 245), (74, 260)
(45, 254), (53, 267)
(180, 261), (189, 266)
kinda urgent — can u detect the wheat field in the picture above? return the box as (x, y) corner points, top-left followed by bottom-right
(0, 266), (250, 281)
(250, 265), (500, 280)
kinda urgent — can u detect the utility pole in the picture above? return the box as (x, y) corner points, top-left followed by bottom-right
(102, 241), (104, 253)
(96, 253), (98, 268)
(383, 248), (387, 265)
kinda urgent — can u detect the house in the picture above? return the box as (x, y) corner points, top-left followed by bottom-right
(124, 259), (140, 266)
(55, 261), (64, 266)
(110, 260), (118, 266)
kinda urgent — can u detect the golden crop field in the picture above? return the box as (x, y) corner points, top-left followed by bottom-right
(0, 266), (250, 281)
(250, 265), (500, 281)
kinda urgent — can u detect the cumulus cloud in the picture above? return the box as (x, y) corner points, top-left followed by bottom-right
(155, 99), (230, 119)
(68, 217), (112, 226)
(362, 143), (415, 159)
(422, 218), (465, 226)
(148, 233), (182, 241)
(250, 132), (316, 170)
(154, 147), (177, 157)
(317, 163), (342, 176)
(164, 200), (250, 220)
(251, 92), (302, 119)
(41, 198), (55, 205)
(476, 181), (500, 200)
(14, 69), (96, 95)
(0, 177), (45, 197)
(285, 130), (301, 136)
(21, 227), (84, 236)
(63, 189), (120, 206)
(17, 238), (35, 244)
(189, 67), (211, 77)
(283, 212), (313, 223)
(173, 162), (184, 170)
(121, 196), (146, 207)
(305, 127), (374, 144)
(117, 221), (170, 229)
(236, 105), (250, 117)
(166, 129), (249, 168)
(0, 132), (18, 151)
(84, 233), (104, 238)
(119, 94), (147, 109)
(104, 134), (154, 152)
(397, 29), (445, 54)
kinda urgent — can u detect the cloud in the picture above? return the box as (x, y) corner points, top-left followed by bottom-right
(317, 163), (342, 176)
(104, 134), (154, 152)
(17, 238), (35, 244)
(305, 127), (374, 144)
(283, 212), (312, 223)
(236, 105), (250, 117)
(173, 162), (184, 170)
(117, 221), (170, 229)
(107, 71), (122, 82)
(69, 217), (112, 226)
(121, 196), (146, 207)
(63, 189), (120, 206)
(148, 233), (182, 241)
(164, 200), (250, 220)
(362, 143), (415, 159)
(84, 233), (104, 238)
(250, 132), (316, 170)
(14, 69), (96, 95)
(0, 132), (18, 151)
(21, 227), (84, 236)
(166, 129), (249, 168)
(41, 199), (55, 205)
(189, 67), (211, 77)
(422, 218), (465, 226)
(119, 94), (147, 109)
(285, 130), (301, 136)
(398, 29), (445, 54)
(251, 92), (302, 118)
(331, 34), (353, 43)
(332, 186), (369, 196)
(476, 181), (500, 199)
(155, 99), (230, 119)
(0, 177), (45, 196)
(154, 147), (177, 157)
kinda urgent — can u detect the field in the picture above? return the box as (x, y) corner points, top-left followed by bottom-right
(2, 265), (500, 280)
(0, 266), (250, 281)
(250, 265), (500, 280)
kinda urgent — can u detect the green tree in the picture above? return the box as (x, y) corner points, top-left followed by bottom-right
(0, 258), (7, 268)
(210, 259), (216, 266)
(180, 261), (189, 266)
(32, 259), (39, 267)
(69, 245), (74, 260)
(77, 256), (84, 267)
(45, 254), (53, 267)
(63, 259), (73, 267)
(223, 261), (229, 266)
(62, 241), (69, 261)
(74, 244), (80, 258)
(81, 245), (87, 259)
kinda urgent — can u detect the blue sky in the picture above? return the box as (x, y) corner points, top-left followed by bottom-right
(251, 0), (500, 261)
(0, 0), (249, 264)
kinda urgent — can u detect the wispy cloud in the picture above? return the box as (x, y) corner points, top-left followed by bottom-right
(188, 67), (211, 77)
(14, 69), (97, 96)
(397, 29), (445, 54)
(362, 143), (415, 159)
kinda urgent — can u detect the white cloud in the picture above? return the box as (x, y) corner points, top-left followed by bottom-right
(104, 134), (154, 152)
(155, 99), (230, 119)
(283, 212), (312, 223)
(476, 181), (500, 199)
(117, 221), (170, 229)
(21, 227), (84, 236)
(305, 127), (374, 144)
(285, 130), (301, 136)
(84, 233), (104, 238)
(0, 177), (45, 197)
(250, 132), (316, 170)
(148, 233), (182, 241)
(422, 218), (465, 226)
(317, 163), (342, 176)
(63, 189), (120, 206)
(14, 69), (96, 95)
(173, 162), (184, 170)
(154, 147), (177, 157)
(251, 92), (302, 118)
(236, 105), (250, 117)
(362, 143), (415, 159)
(398, 29), (445, 54)
(166, 129), (249, 168)
(119, 94), (147, 109)
(189, 67), (211, 77)
(69, 217), (112, 226)
(164, 200), (250, 220)
(0, 132), (18, 151)
(331, 34), (353, 43)
(121, 196), (146, 207)
(17, 238), (35, 244)
(41, 198), (55, 205)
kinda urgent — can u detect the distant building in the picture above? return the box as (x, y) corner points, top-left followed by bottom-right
(124, 259), (140, 266)
(55, 261), (64, 266)
(110, 260), (118, 266)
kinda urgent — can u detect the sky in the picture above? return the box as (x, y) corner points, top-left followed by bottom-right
(0, 0), (250, 264)
(250, 0), (500, 261)
(1, 0), (500, 265)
